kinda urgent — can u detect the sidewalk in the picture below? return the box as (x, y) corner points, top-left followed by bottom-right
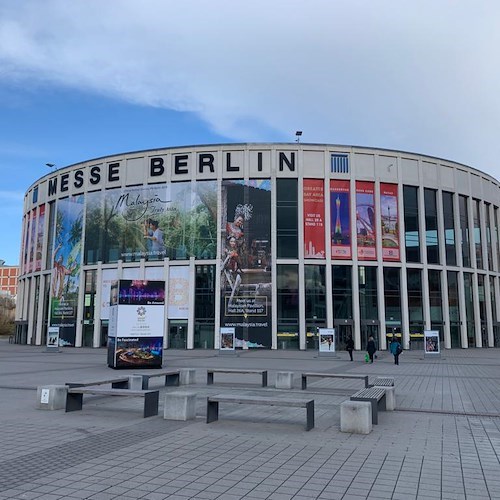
(1, 338), (499, 499)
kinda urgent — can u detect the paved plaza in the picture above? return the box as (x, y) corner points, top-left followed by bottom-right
(1, 338), (500, 499)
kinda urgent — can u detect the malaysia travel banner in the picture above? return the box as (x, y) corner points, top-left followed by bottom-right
(22, 212), (30, 274)
(356, 181), (376, 260)
(49, 195), (84, 346)
(35, 204), (45, 272)
(107, 279), (165, 368)
(330, 180), (351, 259)
(303, 179), (325, 258)
(380, 183), (400, 261)
(220, 180), (272, 348)
(84, 181), (217, 263)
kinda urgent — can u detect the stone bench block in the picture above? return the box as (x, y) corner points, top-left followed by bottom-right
(128, 374), (144, 391)
(180, 368), (196, 385)
(381, 386), (395, 410)
(340, 400), (372, 434)
(36, 385), (68, 410)
(164, 392), (197, 421)
(275, 371), (294, 389)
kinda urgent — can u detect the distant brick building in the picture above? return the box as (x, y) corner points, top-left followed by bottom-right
(0, 262), (19, 298)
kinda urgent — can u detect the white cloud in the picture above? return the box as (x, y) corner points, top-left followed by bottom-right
(1, 0), (500, 177)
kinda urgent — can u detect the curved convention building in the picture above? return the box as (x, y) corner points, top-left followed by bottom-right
(15, 143), (500, 353)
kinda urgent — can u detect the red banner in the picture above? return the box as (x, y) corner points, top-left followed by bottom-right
(380, 183), (400, 261)
(303, 179), (325, 258)
(356, 181), (376, 260)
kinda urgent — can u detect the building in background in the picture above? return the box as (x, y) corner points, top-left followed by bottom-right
(15, 143), (500, 350)
(0, 261), (19, 298)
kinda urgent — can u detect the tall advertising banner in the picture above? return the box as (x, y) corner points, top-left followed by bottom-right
(356, 181), (376, 260)
(84, 181), (217, 262)
(107, 279), (165, 369)
(330, 180), (351, 259)
(380, 183), (400, 261)
(220, 180), (272, 348)
(49, 195), (84, 346)
(27, 207), (37, 273)
(35, 204), (45, 272)
(303, 179), (325, 258)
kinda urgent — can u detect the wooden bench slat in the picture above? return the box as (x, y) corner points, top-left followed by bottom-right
(350, 387), (387, 424)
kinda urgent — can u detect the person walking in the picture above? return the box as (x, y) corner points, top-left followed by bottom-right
(390, 335), (402, 365)
(346, 335), (354, 361)
(366, 335), (377, 363)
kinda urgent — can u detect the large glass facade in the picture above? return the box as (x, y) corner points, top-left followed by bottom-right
(277, 179), (298, 258)
(17, 144), (500, 352)
(424, 189), (439, 264)
(404, 186), (420, 263)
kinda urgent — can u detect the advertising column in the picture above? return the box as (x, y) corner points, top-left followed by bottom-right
(107, 280), (165, 369)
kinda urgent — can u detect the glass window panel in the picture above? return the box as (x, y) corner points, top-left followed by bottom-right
(473, 199), (483, 269)
(383, 267), (401, 324)
(459, 195), (471, 268)
(428, 270), (442, 322)
(305, 265), (326, 323)
(403, 186), (420, 263)
(424, 189), (439, 264)
(442, 191), (457, 266)
(332, 265), (352, 319)
(277, 179), (298, 258)
(358, 266), (378, 320)
(464, 272), (475, 346)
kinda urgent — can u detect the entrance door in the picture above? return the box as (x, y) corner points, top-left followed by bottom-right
(361, 322), (379, 350)
(334, 321), (353, 350)
(169, 321), (188, 349)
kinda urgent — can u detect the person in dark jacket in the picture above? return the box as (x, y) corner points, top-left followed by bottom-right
(366, 336), (377, 363)
(346, 335), (354, 361)
(389, 335), (402, 365)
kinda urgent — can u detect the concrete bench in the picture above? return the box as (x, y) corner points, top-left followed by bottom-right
(65, 377), (130, 389)
(164, 392), (197, 421)
(301, 372), (369, 390)
(65, 387), (159, 418)
(350, 387), (386, 424)
(340, 400), (372, 434)
(207, 368), (268, 387)
(136, 370), (181, 390)
(371, 377), (395, 387)
(206, 394), (314, 431)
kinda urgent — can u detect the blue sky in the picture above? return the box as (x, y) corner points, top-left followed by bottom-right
(1, 0), (500, 265)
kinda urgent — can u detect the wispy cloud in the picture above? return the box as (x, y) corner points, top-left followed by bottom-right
(1, 0), (500, 176)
